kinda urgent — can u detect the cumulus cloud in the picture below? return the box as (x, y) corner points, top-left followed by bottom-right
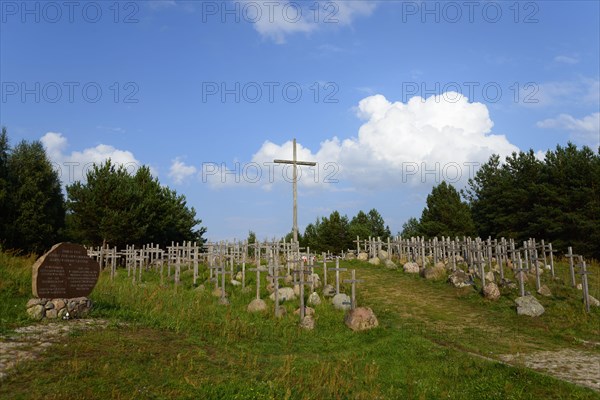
(251, 0), (376, 44)
(168, 157), (198, 184)
(40, 132), (142, 185)
(250, 92), (519, 189)
(537, 112), (600, 148)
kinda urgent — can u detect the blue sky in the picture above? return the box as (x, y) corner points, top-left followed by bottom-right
(1, 0), (599, 241)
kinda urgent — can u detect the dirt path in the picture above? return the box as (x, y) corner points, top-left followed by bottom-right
(359, 266), (600, 392)
(0, 319), (109, 380)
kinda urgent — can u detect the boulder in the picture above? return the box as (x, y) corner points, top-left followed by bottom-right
(435, 261), (446, 270)
(346, 252), (356, 260)
(537, 284), (552, 297)
(212, 287), (225, 297)
(269, 287), (296, 302)
(323, 284), (336, 297)
(235, 271), (243, 281)
(357, 252), (369, 261)
(403, 262), (420, 274)
(294, 306), (315, 316)
(384, 259), (398, 270)
(308, 292), (321, 306)
(368, 257), (381, 266)
(378, 250), (388, 260)
(299, 315), (315, 330)
(218, 297), (230, 306)
(332, 293), (352, 310)
(588, 295), (600, 307)
(422, 265), (446, 280)
(483, 282), (500, 300)
(308, 273), (322, 288)
(283, 274), (293, 285)
(515, 295), (545, 317)
(46, 309), (58, 319)
(26, 298), (44, 308)
(266, 283), (275, 293)
(293, 284), (300, 296)
(344, 307), (379, 331)
(26, 304), (45, 320)
(448, 270), (472, 288)
(498, 279), (517, 290)
(247, 298), (267, 313)
(230, 280), (242, 287)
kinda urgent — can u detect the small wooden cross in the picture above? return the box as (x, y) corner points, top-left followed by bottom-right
(343, 269), (364, 310)
(328, 257), (347, 295)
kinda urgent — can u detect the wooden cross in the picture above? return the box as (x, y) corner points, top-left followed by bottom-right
(273, 138), (317, 243)
(343, 269), (364, 310)
(268, 256), (286, 318)
(328, 257), (347, 295)
(565, 247), (577, 287)
(247, 265), (262, 300)
(515, 255), (526, 297)
(577, 258), (591, 313)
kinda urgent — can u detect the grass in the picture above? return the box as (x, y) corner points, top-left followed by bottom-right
(0, 251), (599, 399)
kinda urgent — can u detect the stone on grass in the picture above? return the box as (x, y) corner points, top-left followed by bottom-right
(308, 292), (321, 306)
(308, 273), (322, 288)
(46, 309), (58, 319)
(247, 298), (267, 313)
(345, 307), (379, 331)
(422, 265), (446, 280)
(384, 259), (398, 270)
(230, 280), (242, 287)
(483, 282), (500, 301)
(515, 295), (545, 317)
(346, 252), (356, 260)
(403, 262), (420, 274)
(435, 261), (446, 270)
(448, 270), (472, 288)
(235, 271), (243, 281)
(195, 284), (205, 292)
(357, 252), (369, 261)
(284, 274), (293, 285)
(218, 297), (230, 306)
(294, 306), (315, 316)
(368, 257), (380, 266)
(212, 288), (225, 297)
(537, 284), (552, 297)
(300, 315), (315, 330)
(323, 284), (336, 297)
(266, 283), (275, 294)
(269, 287), (296, 302)
(588, 295), (600, 307)
(378, 250), (388, 260)
(332, 293), (352, 311)
(26, 304), (45, 320)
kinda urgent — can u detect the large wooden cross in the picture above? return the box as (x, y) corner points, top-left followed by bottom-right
(274, 138), (317, 243)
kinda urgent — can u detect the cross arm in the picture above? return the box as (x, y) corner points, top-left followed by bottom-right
(273, 159), (317, 166)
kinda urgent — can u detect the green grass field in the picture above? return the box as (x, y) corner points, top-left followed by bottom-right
(1, 250), (599, 399)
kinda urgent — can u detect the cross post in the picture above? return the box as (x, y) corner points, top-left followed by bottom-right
(274, 138), (317, 243)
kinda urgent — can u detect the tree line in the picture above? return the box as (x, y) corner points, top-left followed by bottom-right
(402, 144), (599, 259)
(0, 128), (205, 254)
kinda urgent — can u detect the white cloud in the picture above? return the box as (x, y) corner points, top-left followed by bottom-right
(251, 92), (519, 189)
(250, 0), (376, 44)
(40, 132), (142, 185)
(537, 112), (600, 147)
(168, 157), (197, 184)
(554, 55), (579, 65)
(524, 77), (599, 108)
